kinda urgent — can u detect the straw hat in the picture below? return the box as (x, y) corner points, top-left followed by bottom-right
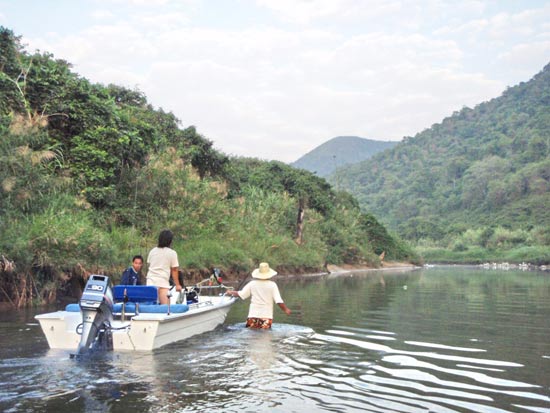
(252, 262), (277, 279)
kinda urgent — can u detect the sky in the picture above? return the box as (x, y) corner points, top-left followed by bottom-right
(1, 1), (549, 162)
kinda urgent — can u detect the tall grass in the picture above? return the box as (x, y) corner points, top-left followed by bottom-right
(1, 127), (414, 307)
(418, 245), (550, 265)
(415, 224), (550, 264)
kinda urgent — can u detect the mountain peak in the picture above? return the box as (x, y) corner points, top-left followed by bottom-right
(291, 136), (398, 177)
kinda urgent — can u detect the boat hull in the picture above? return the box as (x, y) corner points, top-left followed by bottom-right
(35, 296), (236, 351)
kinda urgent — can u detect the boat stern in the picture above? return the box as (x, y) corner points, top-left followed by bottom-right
(35, 310), (82, 350)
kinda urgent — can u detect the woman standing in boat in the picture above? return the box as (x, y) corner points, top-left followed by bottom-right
(146, 229), (182, 304)
(227, 262), (291, 328)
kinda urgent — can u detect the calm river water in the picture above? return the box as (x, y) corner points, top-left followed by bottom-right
(1, 267), (549, 412)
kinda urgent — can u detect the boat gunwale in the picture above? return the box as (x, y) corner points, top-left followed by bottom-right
(35, 296), (236, 323)
(128, 297), (236, 323)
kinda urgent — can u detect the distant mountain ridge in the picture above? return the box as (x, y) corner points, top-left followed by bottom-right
(291, 136), (398, 177)
(334, 62), (550, 241)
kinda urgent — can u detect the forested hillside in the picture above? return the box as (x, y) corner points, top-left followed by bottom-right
(335, 63), (550, 263)
(0, 27), (417, 307)
(292, 136), (397, 177)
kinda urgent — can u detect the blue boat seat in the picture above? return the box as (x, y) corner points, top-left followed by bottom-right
(112, 302), (189, 314)
(65, 303), (80, 312)
(113, 302), (136, 313)
(65, 303), (137, 313)
(138, 304), (189, 313)
(65, 286), (189, 314)
(65, 302), (189, 314)
(113, 285), (158, 304)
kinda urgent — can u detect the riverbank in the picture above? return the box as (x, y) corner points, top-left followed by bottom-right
(416, 245), (550, 266)
(215, 261), (420, 283)
(324, 261), (420, 275)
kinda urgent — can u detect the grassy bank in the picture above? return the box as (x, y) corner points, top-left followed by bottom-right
(417, 245), (550, 265)
(0, 131), (416, 307)
(413, 224), (550, 265)
(0, 27), (419, 308)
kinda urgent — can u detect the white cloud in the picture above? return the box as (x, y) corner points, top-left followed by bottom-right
(12, 0), (550, 161)
(256, 0), (492, 29)
(91, 9), (114, 20)
(256, 0), (427, 26)
(256, 0), (368, 24)
(135, 12), (191, 29)
(434, 3), (550, 43)
(102, 0), (174, 6)
(130, 25), (502, 160)
(498, 41), (550, 71)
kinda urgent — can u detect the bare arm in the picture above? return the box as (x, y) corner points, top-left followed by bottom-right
(171, 267), (182, 291)
(278, 302), (291, 315)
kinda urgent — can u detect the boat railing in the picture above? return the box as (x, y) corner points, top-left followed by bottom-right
(193, 276), (233, 297)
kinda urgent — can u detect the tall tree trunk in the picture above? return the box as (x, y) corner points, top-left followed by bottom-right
(295, 200), (305, 244)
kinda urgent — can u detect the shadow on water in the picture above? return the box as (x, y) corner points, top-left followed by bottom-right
(1, 267), (550, 412)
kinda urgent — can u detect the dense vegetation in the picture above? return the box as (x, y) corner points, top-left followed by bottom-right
(334, 63), (550, 264)
(291, 136), (397, 178)
(0, 27), (417, 307)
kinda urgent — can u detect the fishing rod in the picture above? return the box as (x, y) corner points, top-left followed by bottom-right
(223, 272), (250, 297)
(235, 273), (251, 292)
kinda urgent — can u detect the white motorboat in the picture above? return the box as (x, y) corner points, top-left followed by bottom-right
(35, 274), (236, 354)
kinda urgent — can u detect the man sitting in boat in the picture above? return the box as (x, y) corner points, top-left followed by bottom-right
(227, 262), (291, 329)
(120, 255), (144, 285)
(146, 229), (183, 304)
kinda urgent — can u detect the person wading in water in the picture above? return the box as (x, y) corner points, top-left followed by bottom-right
(227, 262), (291, 328)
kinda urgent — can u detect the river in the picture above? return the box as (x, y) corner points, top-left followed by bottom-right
(1, 267), (549, 412)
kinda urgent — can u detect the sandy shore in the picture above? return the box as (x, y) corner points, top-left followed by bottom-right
(325, 261), (419, 274)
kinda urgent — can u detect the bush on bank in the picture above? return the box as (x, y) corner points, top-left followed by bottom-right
(0, 27), (417, 307)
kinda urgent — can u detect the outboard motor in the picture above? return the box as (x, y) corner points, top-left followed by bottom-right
(74, 274), (114, 356)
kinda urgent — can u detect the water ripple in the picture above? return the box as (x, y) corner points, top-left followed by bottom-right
(2, 268), (550, 413)
(313, 333), (524, 367)
(303, 330), (549, 412)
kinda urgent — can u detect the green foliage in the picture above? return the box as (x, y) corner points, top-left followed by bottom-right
(417, 224), (550, 264)
(225, 157), (336, 216)
(418, 245), (550, 266)
(183, 126), (228, 179)
(335, 62), (550, 262)
(358, 213), (418, 261)
(0, 27), (226, 208)
(0, 121), (66, 215)
(0, 27), (417, 306)
(0, 27), (26, 114)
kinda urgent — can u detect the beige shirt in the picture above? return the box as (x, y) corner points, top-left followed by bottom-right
(146, 247), (179, 288)
(238, 279), (284, 319)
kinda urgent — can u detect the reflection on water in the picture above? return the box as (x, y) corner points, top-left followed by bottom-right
(0, 267), (549, 412)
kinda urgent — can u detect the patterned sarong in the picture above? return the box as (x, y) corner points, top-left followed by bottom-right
(245, 317), (273, 329)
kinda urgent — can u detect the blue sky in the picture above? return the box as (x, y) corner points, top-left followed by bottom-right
(1, 0), (549, 162)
